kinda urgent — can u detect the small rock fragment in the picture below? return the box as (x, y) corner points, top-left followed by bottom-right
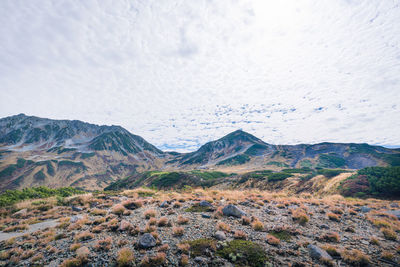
(222, 204), (246, 218)
(138, 233), (157, 249)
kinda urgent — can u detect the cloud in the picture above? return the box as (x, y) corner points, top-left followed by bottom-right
(0, 0), (399, 152)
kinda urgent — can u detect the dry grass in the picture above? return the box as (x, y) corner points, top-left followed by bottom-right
(140, 252), (166, 266)
(94, 237), (112, 251)
(251, 220), (264, 231)
(342, 249), (370, 266)
(382, 251), (394, 261)
(144, 209), (157, 219)
(381, 228), (397, 241)
(70, 243), (82, 251)
(177, 242), (190, 254)
(234, 230), (247, 240)
(112, 204), (126, 216)
(217, 221), (231, 232)
(241, 216), (251, 225)
(157, 216), (170, 227)
(180, 254), (189, 266)
(177, 215), (189, 225)
(74, 231), (94, 242)
(319, 232), (340, 243)
(266, 234), (280, 246)
(292, 209), (309, 225)
(322, 245), (341, 257)
(117, 247), (134, 267)
(327, 213), (340, 222)
(173, 226), (184, 236)
(90, 208), (107, 216)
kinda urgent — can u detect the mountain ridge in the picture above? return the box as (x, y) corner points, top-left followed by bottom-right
(1, 114), (399, 191)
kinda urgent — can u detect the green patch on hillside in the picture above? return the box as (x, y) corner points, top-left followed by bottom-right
(282, 168), (312, 174)
(81, 152), (95, 159)
(58, 160), (86, 170)
(216, 240), (268, 267)
(0, 158), (34, 179)
(189, 170), (229, 180)
(34, 170), (46, 181)
(340, 166), (400, 198)
(0, 186), (85, 207)
(268, 172), (293, 182)
(244, 144), (267, 156)
(318, 153), (346, 168)
(266, 161), (289, 167)
(299, 159), (313, 168)
(151, 172), (185, 188)
(217, 154), (250, 166)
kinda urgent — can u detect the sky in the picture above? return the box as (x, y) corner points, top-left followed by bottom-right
(0, 0), (400, 152)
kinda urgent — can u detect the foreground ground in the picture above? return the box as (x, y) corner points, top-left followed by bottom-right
(0, 188), (399, 266)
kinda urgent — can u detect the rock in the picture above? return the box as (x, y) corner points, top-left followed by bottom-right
(194, 256), (208, 264)
(76, 246), (90, 259)
(70, 215), (83, 223)
(265, 209), (277, 215)
(119, 220), (133, 231)
(12, 208), (27, 218)
(160, 201), (169, 208)
(319, 224), (330, 230)
(138, 233), (157, 249)
(222, 204), (246, 218)
(308, 244), (332, 261)
(214, 231), (226, 241)
(123, 201), (140, 210)
(201, 213), (211, 219)
(199, 200), (213, 207)
(72, 206), (83, 212)
(360, 206), (371, 213)
(390, 203), (399, 208)
(387, 209), (400, 219)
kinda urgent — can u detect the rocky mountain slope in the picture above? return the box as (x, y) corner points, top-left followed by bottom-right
(0, 114), (399, 192)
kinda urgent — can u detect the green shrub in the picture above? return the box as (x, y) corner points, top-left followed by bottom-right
(0, 186), (85, 207)
(216, 240), (268, 267)
(267, 172), (292, 182)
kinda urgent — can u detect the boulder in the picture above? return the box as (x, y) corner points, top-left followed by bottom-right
(319, 224), (330, 230)
(308, 244), (332, 261)
(214, 231), (226, 241)
(390, 203), (399, 208)
(222, 204), (246, 218)
(72, 206), (83, 212)
(388, 209), (400, 219)
(12, 208), (28, 218)
(119, 220), (133, 231)
(360, 206), (371, 213)
(199, 200), (213, 207)
(70, 215), (84, 223)
(160, 201), (169, 208)
(138, 233), (156, 249)
(201, 213), (211, 219)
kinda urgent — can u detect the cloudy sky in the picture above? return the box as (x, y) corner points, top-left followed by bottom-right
(0, 0), (399, 152)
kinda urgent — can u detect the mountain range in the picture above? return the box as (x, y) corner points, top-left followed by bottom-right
(0, 114), (399, 191)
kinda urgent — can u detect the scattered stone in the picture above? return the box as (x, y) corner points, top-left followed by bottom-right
(201, 213), (211, 219)
(214, 231), (226, 241)
(160, 201), (169, 208)
(119, 220), (133, 231)
(199, 200), (213, 207)
(12, 209), (27, 218)
(194, 256), (208, 264)
(72, 206), (83, 212)
(360, 206), (371, 213)
(265, 209), (277, 215)
(138, 233), (157, 249)
(390, 203), (399, 208)
(70, 215), (83, 223)
(387, 209), (400, 219)
(222, 204), (246, 218)
(308, 244), (332, 261)
(319, 224), (330, 230)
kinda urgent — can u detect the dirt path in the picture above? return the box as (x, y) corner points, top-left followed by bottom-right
(0, 219), (58, 242)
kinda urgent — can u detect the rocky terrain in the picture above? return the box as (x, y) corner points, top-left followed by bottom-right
(1, 114), (399, 192)
(0, 188), (399, 266)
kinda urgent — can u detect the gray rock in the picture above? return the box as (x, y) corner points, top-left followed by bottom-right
(319, 224), (330, 230)
(72, 206), (83, 212)
(214, 231), (226, 241)
(194, 256), (208, 264)
(387, 209), (400, 219)
(308, 244), (332, 261)
(199, 200), (213, 207)
(222, 204), (246, 218)
(13, 208), (27, 218)
(160, 201), (169, 208)
(360, 206), (371, 213)
(390, 203), (399, 208)
(70, 215), (83, 223)
(201, 213), (211, 219)
(265, 209), (277, 215)
(138, 233), (157, 249)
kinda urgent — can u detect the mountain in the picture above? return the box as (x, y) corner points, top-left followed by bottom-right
(0, 114), (166, 191)
(173, 130), (275, 166)
(1, 114), (399, 192)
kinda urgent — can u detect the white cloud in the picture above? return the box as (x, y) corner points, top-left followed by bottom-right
(0, 0), (399, 152)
